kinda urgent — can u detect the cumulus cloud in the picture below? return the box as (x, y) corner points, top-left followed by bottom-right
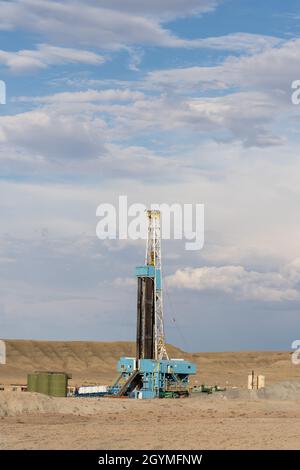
(0, 108), (107, 161)
(4, 37), (284, 148)
(74, 90), (283, 147)
(1, 90), (274, 164)
(0, 85), (289, 178)
(166, 262), (300, 302)
(191, 33), (282, 53)
(148, 38), (300, 97)
(0, 97), (189, 179)
(0, 1), (277, 54)
(0, 0), (201, 50)
(138, 37), (300, 146)
(0, 44), (105, 72)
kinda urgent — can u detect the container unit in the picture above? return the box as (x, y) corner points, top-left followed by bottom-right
(27, 373), (38, 392)
(49, 373), (68, 397)
(248, 373), (265, 390)
(37, 372), (50, 395)
(75, 385), (108, 397)
(27, 371), (69, 397)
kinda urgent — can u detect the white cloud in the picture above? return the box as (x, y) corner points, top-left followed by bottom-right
(0, 44), (105, 72)
(136, 37), (300, 146)
(148, 38), (300, 97)
(3, 136), (300, 265)
(17, 89), (144, 103)
(166, 263), (300, 302)
(1, 88), (280, 169)
(6, 35), (289, 148)
(0, 0), (195, 50)
(0, 108), (107, 161)
(94, 0), (220, 19)
(191, 33), (282, 53)
(113, 277), (135, 287)
(2, 148), (300, 311)
(101, 143), (184, 180)
(0, 1), (278, 54)
(4, 64), (286, 156)
(77, 90), (283, 147)
(0, 98), (188, 179)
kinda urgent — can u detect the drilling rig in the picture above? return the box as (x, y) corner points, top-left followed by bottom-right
(111, 210), (196, 399)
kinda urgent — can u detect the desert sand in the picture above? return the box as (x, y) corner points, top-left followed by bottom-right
(1, 390), (300, 450)
(2, 339), (300, 387)
(1, 340), (300, 450)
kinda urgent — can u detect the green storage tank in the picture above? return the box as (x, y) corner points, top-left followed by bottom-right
(27, 373), (38, 392)
(37, 372), (50, 395)
(49, 373), (68, 397)
(27, 371), (69, 396)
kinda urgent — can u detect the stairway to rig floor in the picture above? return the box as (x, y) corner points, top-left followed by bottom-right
(116, 369), (142, 397)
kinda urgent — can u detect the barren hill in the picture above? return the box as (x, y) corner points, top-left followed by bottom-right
(1, 339), (299, 388)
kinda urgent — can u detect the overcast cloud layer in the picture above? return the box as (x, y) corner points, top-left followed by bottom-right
(0, 0), (300, 351)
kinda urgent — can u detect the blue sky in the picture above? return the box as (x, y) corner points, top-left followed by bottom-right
(1, 0), (300, 351)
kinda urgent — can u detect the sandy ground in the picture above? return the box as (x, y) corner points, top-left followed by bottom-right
(1, 387), (300, 450)
(1, 340), (300, 449)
